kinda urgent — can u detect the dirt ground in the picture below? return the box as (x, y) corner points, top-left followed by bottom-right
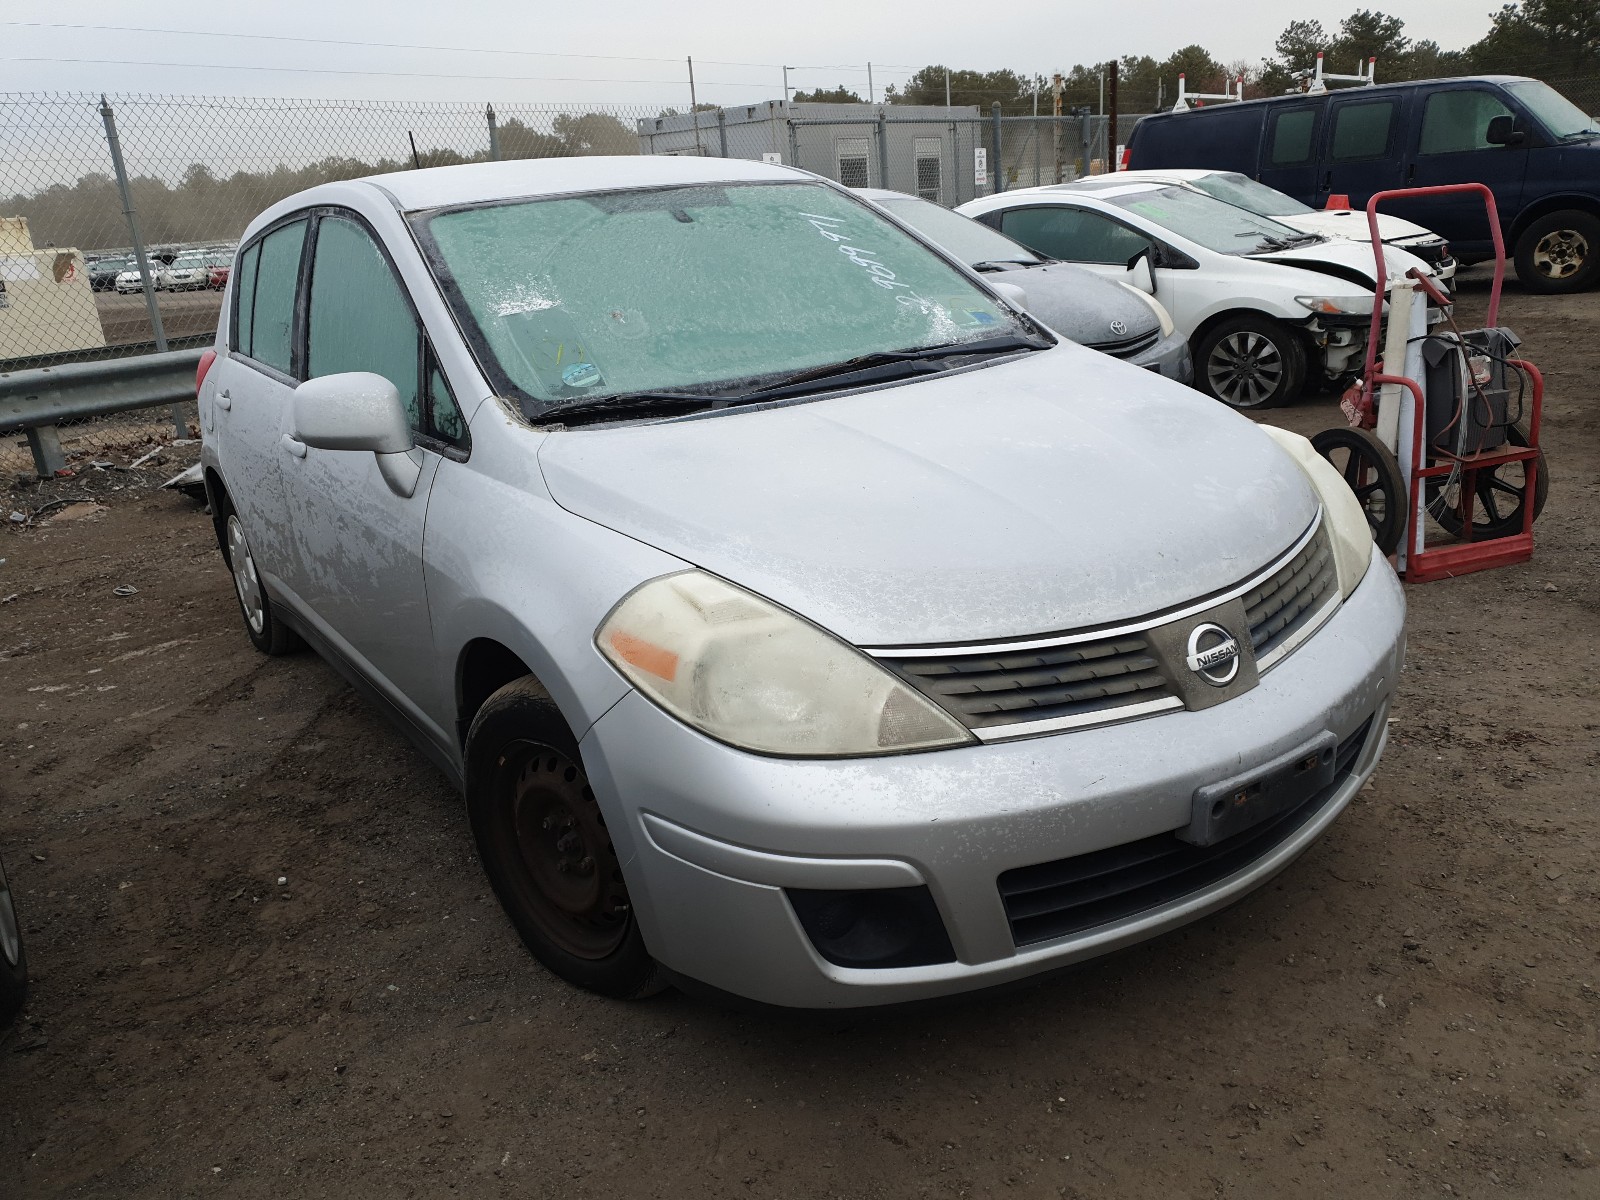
(1, 271), (1595, 1199)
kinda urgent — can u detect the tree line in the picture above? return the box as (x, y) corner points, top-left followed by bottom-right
(800, 2), (1595, 113)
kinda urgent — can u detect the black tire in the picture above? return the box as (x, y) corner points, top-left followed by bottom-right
(0, 856), (28, 1029)
(216, 494), (302, 656)
(1194, 315), (1307, 409)
(1310, 427), (1407, 556)
(465, 677), (663, 1000)
(1425, 426), (1549, 540)
(1514, 209), (1600, 294)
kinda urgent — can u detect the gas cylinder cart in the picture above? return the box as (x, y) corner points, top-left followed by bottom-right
(1310, 183), (1548, 580)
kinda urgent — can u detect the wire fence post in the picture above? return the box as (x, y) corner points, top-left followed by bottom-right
(486, 103), (501, 161)
(787, 117), (799, 167)
(99, 95), (182, 439)
(717, 108), (728, 158)
(876, 109), (889, 189)
(991, 103), (1004, 193)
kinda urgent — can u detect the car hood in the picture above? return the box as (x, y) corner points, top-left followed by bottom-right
(537, 345), (1318, 646)
(1277, 209), (1437, 244)
(1251, 237), (1434, 289)
(983, 262), (1160, 347)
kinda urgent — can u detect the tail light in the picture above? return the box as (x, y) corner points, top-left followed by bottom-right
(196, 349), (217, 394)
(1119, 145), (1132, 171)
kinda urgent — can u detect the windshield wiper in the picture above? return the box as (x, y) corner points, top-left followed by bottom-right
(542, 335), (1050, 425)
(971, 258), (1042, 271)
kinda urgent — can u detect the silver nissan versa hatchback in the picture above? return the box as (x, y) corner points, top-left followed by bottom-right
(199, 156), (1405, 1008)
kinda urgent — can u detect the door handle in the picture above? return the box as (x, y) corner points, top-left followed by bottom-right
(1321, 171), (1332, 190)
(1405, 162), (1416, 183)
(280, 434), (307, 459)
(215, 389), (231, 411)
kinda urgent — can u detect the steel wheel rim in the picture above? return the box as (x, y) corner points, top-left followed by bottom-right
(1207, 331), (1284, 407)
(1427, 460), (1530, 531)
(1533, 228), (1588, 280)
(497, 741), (630, 960)
(1331, 447), (1392, 535)
(0, 875), (20, 969)
(226, 514), (266, 635)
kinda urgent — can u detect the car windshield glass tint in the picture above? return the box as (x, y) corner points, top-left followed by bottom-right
(1105, 186), (1305, 254)
(413, 182), (1018, 412)
(1189, 173), (1315, 217)
(877, 196), (1045, 266)
(1503, 81), (1599, 139)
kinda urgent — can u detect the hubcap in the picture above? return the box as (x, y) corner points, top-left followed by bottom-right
(501, 743), (630, 960)
(1532, 228), (1589, 280)
(1207, 331), (1284, 407)
(0, 871), (20, 970)
(226, 514), (265, 635)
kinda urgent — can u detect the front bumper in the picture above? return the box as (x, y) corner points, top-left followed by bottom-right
(1129, 328), (1193, 384)
(580, 547), (1405, 1008)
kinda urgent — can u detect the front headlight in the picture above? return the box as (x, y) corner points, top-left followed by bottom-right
(1259, 427), (1373, 597)
(597, 571), (974, 757)
(1114, 281), (1174, 337)
(1295, 295), (1374, 315)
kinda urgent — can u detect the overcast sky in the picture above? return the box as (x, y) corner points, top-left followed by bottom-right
(3, 0), (1498, 107)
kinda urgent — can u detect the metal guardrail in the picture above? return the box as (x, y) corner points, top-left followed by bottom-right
(0, 349), (203, 476)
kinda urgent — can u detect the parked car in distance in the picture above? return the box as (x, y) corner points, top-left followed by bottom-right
(959, 179), (1439, 408)
(201, 156), (1404, 1008)
(89, 255), (135, 292)
(1124, 75), (1600, 293)
(1113, 169), (1455, 285)
(159, 252), (220, 292)
(208, 261), (231, 290)
(114, 262), (154, 293)
(854, 187), (1192, 382)
(0, 854), (27, 1028)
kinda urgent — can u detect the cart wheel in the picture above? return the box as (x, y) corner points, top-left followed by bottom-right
(1425, 426), (1549, 541)
(1310, 427), (1406, 556)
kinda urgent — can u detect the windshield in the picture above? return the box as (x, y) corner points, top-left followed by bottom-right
(1188, 172), (1315, 217)
(1504, 80), (1599, 140)
(875, 195), (1045, 267)
(1104, 185), (1309, 254)
(413, 181), (1020, 413)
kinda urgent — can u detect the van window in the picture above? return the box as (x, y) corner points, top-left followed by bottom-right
(1330, 101), (1396, 161)
(1269, 108), (1319, 166)
(998, 206), (1151, 264)
(1419, 89), (1516, 155)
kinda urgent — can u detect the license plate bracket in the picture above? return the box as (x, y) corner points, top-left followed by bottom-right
(1178, 731), (1339, 847)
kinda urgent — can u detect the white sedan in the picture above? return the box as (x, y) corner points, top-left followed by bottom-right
(158, 252), (217, 291)
(959, 180), (1440, 409)
(1114, 168), (1456, 286)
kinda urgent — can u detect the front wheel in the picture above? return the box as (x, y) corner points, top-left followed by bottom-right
(465, 678), (663, 1000)
(1194, 316), (1307, 409)
(1514, 210), (1600, 294)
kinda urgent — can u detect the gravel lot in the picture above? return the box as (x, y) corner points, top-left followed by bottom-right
(1, 270), (1595, 1198)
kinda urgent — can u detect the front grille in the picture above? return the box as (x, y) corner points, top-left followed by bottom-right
(1244, 525), (1337, 662)
(882, 635), (1172, 732)
(997, 717), (1373, 947)
(1087, 328), (1161, 358)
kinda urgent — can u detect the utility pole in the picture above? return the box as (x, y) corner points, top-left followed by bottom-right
(1098, 67), (1104, 115)
(783, 65), (792, 105)
(1052, 73), (1064, 184)
(867, 62), (874, 104)
(688, 56), (703, 155)
(945, 67), (952, 107)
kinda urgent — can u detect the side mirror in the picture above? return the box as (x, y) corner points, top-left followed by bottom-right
(1485, 115), (1524, 146)
(990, 279), (1030, 311)
(293, 372), (412, 453)
(1126, 250), (1156, 295)
(292, 372), (422, 498)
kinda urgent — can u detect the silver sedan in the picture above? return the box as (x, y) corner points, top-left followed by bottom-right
(200, 156), (1403, 1007)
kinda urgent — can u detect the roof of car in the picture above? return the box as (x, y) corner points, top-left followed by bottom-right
(1004, 179), (1169, 201)
(851, 187), (918, 202)
(356, 155), (808, 211)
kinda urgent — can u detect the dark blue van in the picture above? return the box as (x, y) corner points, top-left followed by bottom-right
(1125, 76), (1600, 293)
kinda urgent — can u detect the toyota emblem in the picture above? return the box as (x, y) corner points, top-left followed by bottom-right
(1185, 623), (1240, 687)
(1109, 319), (1128, 336)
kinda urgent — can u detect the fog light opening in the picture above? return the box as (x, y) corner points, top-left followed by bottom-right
(787, 885), (955, 969)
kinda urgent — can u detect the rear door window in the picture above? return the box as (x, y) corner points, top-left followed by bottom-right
(1330, 100), (1397, 162)
(1419, 89), (1516, 155)
(233, 218), (307, 375)
(998, 206), (1151, 264)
